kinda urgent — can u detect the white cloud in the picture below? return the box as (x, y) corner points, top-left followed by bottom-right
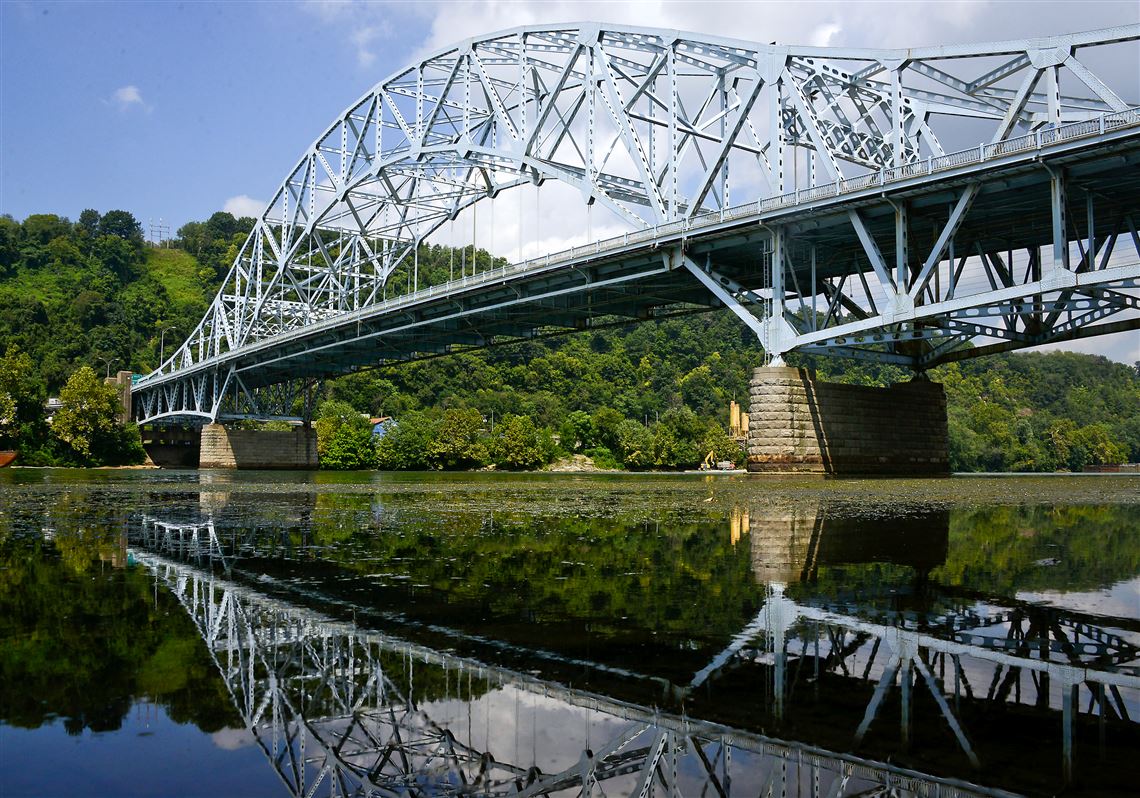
(211, 727), (257, 750)
(810, 22), (843, 48)
(302, 0), (394, 67)
(109, 84), (148, 112)
(223, 194), (266, 218)
(350, 24), (391, 67)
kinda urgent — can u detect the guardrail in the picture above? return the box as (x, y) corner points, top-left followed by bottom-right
(140, 107), (1140, 385)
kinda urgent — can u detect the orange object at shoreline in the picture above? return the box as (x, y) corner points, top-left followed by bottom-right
(0, 451), (16, 468)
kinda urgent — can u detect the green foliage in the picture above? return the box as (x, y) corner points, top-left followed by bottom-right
(650, 407), (706, 468)
(582, 445), (623, 469)
(489, 414), (548, 470)
(558, 410), (593, 453)
(615, 419), (654, 469)
(376, 411), (439, 470)
(0, 346), (47, 451)
(0, 209), (211, 388)
(935, 353), (1139, 471)
(323, 424), (380, 470)
(175, 212), (255, 282)
(2, 207), (1137, 472)
(51, 367), (143, 466)
(314, 400), (377, 470)
(429, 407), (488, 469)
(0, 511), (240, 735)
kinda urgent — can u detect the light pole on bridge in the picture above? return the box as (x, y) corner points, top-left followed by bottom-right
(96, 356), (118, 379)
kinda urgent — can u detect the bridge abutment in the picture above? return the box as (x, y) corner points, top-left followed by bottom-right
(199, 423), (318, 469)
(746, 366), (949, 475)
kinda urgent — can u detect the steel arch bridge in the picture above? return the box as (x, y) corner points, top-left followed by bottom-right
(134, 23), (1140, 424)
(130, 514), (1140, 797)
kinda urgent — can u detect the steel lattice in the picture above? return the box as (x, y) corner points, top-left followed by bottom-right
(134, 24), (1140, 424)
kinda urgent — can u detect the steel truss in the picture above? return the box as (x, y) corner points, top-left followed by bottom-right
(132, 366), (317, 425)
(131, 519), (1138, 795)
(135, 25), (1140, 422)
(133, 544), (1021, 798)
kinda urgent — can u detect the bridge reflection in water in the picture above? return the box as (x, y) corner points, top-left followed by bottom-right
(130, 504), (1138, 798)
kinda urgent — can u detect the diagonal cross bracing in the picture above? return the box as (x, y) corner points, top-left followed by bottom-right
(133, 24), (1140, 422)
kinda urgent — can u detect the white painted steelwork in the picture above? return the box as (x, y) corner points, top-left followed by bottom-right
(134, 25), (1140, 423)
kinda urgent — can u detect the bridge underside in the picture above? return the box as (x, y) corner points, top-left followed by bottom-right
(134, 128), (1140, 426)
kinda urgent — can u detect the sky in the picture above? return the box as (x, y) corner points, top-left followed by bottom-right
(1, 0), (1138, 361)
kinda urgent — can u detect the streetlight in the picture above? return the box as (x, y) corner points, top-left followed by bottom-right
(96, 356), (117, 379)
(159, 326), (180, 366)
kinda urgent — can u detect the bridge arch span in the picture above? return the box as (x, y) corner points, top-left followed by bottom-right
(135, 24), (1140, 424)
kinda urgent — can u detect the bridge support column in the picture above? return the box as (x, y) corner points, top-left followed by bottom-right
(199, 423), (318, 470)
(141, 425), (202, 469)
(746, 366), (949, 475)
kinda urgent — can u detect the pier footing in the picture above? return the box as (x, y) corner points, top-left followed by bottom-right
(747, 366), (949, 475)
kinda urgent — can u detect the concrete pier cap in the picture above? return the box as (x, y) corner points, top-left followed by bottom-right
(746, 365), (949, 476)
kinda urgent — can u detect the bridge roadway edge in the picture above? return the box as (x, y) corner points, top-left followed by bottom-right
(747, 366), (950, 475)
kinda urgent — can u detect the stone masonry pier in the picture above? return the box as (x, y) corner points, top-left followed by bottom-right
(747, 366), (948, 475)
(199, 423), (318, 469)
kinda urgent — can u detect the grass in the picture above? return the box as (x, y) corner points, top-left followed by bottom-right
(145, 247), (204, 306)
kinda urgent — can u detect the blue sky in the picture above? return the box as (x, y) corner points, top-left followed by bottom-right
(1, 2), (410, 229)
(2, 1), (1138, 361)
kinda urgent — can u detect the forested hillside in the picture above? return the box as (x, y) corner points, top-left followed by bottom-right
(1, 209), (1136, 470)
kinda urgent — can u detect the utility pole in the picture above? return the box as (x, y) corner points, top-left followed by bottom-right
(148, 218), (171, 246)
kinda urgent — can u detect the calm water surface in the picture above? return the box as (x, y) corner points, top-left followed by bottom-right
(0, 470), (1137, 798)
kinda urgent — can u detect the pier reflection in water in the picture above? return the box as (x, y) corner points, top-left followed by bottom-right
(128, 491), (1139, 798)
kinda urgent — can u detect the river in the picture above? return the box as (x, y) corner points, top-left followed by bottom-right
(0, 470), (1137, 797)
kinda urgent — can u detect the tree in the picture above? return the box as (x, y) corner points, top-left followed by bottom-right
(76, 209), (101, 239)
(651, 407), (706, 468)
(679, 363), (723, 417)
(0, 346), (47, 451)
(0, 391), (15, 444)
(322, 424), (378, 470)
(376, 411), (438, 470)
(590, 407), (624, 453)
(204, 211), (240, 240)
(51, 367), (126, 464)
(21, 214), (70, 247)
(98, 210), (143, 243)
(95, 233), (143, 282)
(490, 414), (546, 470)
(0, 216), (19, 275)
(428, 407), (487, 469)
(558, 410), (593, 453)
(615, 419), (653, 469)
(314, 400), (376, 470)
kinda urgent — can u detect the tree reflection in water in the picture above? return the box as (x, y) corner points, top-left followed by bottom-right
(1, 474), (1137, 797)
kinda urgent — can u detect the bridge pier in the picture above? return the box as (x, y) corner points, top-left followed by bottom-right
(199, 423), (318, 469)
(141, 425), (202, 468)
(746, 366), (949, 475)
